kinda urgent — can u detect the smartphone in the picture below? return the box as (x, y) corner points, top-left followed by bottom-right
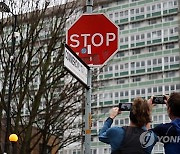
(152, 96), (166, 104)
(119, 103), (132, 111)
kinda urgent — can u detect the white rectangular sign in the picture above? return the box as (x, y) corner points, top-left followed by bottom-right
(64, 45), (89, 86)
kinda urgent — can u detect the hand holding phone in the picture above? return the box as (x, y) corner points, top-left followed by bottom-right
(119, 103), (132, 111)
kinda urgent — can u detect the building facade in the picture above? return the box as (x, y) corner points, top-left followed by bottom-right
(61, 0), (180, 154)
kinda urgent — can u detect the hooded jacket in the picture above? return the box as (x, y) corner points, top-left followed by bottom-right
(152, 118), (180, 154)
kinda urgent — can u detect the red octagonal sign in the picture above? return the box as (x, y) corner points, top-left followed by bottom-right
(67, 14), (119, 66)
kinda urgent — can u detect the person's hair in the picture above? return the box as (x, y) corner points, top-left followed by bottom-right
(167, 92), (180, 117)
(130, 97), (151, 127)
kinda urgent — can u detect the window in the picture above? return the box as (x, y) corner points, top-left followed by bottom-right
(125, 10), (128, 16)
(136, 35), (140, 40)
(149, 74), (158, 80)
(104, 66), (108, 72)
(131, 90), (135, 95)
(165, 43), (175, 49)
(175, 56), (180, 61)
(147, 6), (151, 11)
(131, 62), (135, 68)
(157, 30), (161, 36)
(92, 149), (97, 154)
(119, 25), (125, 30)
(115, 119), (119, 125)
(132, 22), (140, 28)
(99, 94), (103, 99)
(170, 28), (174, 34)
(141, 61), (145, 66)
(166, 71), (175, 77)
(148, 88), (152, 93)
(141, 34), (145, 39)
(136, 8), (139, 14)
(109, 14), (113, 18)
(109, 66), (113, 71)
(158, 86), (162, 92)
(153, 59), (157, 65)
(136, 62), (140, 67)
(171, 85), (175, 90)
(120, 11), (123, 17)
(141, 89), (145, 94)
(116, 51), (125, 57)
(153, 87), (157, 92)
(120, 92), (124, 96)
(147, 33), (151, 38)
(120, 119), (124, 125)
(152, 5), (156, 10)
(132, 49), (141, 55)
(149, 46), (158, 52)
(165, 85), (169, 91)
(125, 118), (129, 124)
(165, 114), (170, 121)
(149, 19), (157, 25)
(169, 1), (173, 7)
(140, 7), (144, 12)
(164, 29), (168, 35)
(174, 0), (177, 6)
(131, 9), (134, 15)
(176, 84), (180, 90)
(170, 57), (174, 62)
(115, 12), (118, 17)
(131, 36), (135, 41)
(157, 3), (161, 9)
(125, 63), (128, 68)
(133, 77), (141, 82)
(115, 92), (119, 97)
(163, 2), (167, 9)
(125, 91), (128, 96)
(175, 27), (178, 33)
(164, 57), (168, 62)
(153, 115), (157, 122)
(125, 37), (128, 42)
(115, 65), (119, 70)
(165, 16), (174, 21)
(159, 115), (163, 121)
(117, 79), (125, 84)
(147, 60), (151, 65)
(120, 38), (123, 43)
(158, 58), (162, 64)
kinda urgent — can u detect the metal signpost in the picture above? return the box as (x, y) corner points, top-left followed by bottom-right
(66, 0), (118, 154)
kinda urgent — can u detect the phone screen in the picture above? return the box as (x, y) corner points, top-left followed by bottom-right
(152, 96), (166, 104)
(119, 103), (132, 111)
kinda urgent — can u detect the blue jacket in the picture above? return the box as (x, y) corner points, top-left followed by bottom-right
(152, 118), (180, 154)
(99, 117), (154, 153)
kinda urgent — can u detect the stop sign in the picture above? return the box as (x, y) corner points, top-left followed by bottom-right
(67, 14), (119, 66)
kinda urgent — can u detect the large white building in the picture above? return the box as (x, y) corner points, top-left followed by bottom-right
(61, 0), (180, 154)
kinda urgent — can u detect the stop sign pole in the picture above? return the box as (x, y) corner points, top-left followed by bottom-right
(67, 0), (118, 153)
(85, 1), (93, 154)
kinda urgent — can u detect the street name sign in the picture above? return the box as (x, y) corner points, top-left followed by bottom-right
(64, 44), (89, 88)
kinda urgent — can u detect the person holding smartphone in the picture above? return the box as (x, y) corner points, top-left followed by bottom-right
(99, 97), (155, 154)
(148, 92), (180, 154)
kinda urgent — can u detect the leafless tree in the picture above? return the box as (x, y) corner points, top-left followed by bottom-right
(0, 0), (86, 153)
